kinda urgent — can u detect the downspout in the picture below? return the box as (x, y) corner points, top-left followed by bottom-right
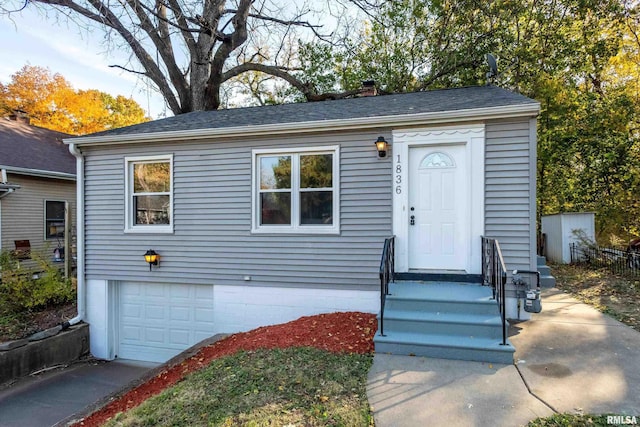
(62, 143), (85, 329)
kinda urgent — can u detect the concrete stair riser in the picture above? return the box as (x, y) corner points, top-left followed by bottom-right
(375, 334), (514, 364)
(537, 265), (552, 276)
(381, 312), (504, 338)
(384, 298), (499, 316)
(540, 276), (556, 288)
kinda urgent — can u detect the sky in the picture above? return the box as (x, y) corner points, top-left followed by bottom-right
(0, 7), (169, 119)
(0, 2), (356, 120)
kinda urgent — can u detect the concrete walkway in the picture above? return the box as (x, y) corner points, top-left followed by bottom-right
(511, 288), (640, 415)
(368, 288), (640, 426)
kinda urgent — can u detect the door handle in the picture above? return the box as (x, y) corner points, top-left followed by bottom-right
(410, 215), (415, 226)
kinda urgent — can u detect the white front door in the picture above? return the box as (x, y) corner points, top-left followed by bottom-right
(408, 144), (469, 270)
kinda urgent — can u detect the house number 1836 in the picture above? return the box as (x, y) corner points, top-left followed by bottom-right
(395, 155), (402, 194)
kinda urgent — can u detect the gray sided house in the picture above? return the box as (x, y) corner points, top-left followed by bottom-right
(0, 115), (76, 263)
(66, 86), (540, 363)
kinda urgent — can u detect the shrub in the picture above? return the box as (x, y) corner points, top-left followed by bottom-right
(0, 249), (76, 311)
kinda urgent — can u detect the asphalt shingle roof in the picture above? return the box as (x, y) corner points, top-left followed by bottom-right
(88, 86), (537, 138)
(0, 118), (76, 175)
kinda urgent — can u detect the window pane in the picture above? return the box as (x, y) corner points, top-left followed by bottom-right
(46, 201), (65, 220)
(300, 154), (332, 188)
(300, 191), (333, 225)
(46, 220), (65, 238)
(260, 156), (291, 190)
(134, 195), (170, 225)
(260, 193), (291, 225)
(133, 162), (170, 193)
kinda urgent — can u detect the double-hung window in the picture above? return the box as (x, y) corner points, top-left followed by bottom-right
(45, 200), (66, 239)
(125, 155), (173, 233)
(253, 146), (339, 234)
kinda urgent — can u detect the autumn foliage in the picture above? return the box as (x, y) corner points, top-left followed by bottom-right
(0, 65), (148, 135)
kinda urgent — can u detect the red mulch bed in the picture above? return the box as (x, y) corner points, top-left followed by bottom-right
(73, 311), (377, 426)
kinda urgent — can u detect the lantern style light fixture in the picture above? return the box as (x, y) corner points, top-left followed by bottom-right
(375, 136), (388, 158)
(144, 249), (159, 271)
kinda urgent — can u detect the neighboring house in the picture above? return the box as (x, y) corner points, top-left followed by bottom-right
(66, 86), (540, 363)
(0, 114), (76, 263)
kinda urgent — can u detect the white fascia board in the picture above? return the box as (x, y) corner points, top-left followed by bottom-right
(0, 165), (76, 181)
(63, 103), (540, 146)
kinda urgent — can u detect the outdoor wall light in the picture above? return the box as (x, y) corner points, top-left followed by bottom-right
(375, 136), (389, 158)
(144, 249), (159, 271)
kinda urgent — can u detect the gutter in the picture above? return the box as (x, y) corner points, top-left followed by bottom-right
(63, 103), (540, 146)
(0, 165), (76, 181)
(61, 143), (85, 329)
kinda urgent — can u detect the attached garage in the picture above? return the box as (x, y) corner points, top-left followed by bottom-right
(117, 282), (215, 363)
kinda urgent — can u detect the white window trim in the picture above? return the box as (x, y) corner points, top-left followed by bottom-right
(124, 154), (174, 234)
(44, 199), (66, 240)
(251, 145), (340, 235)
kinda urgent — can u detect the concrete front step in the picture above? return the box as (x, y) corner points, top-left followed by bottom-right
(375, 331), (515, 364)
(380, 310), (504, 338)
(540, 276), (556, 288)
(375, 281), (514, 363)
(537, 256), (557, 288)
(537, 265), (552, 276)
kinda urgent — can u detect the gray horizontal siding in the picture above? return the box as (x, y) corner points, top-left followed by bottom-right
(485, 119), (535, 271)
(82, 131), (392, 290)
(82, 117), (536, 286)
(1, 174), (76, 263)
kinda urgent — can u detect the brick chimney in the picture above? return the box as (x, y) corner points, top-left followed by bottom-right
(9, 109), (30, 125)
(360, 80), (377, 97)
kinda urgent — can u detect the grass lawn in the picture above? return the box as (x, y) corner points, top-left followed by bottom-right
(103, 347), (373, 427)
(527, 413), (630, 426)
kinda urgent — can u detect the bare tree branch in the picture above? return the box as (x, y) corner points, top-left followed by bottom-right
(1, 0), (28, 13)
(204, 0), (253, 109)
(108, 64), (148, 75)
(28, 0), (182, 113)
(164, 0), (197, 54)
(222, 62), (364, 101)
(7, 0), (349, 113)
(123, 0), (190, 109)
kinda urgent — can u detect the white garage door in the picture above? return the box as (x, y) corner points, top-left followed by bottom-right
(118, 282), (215, 363)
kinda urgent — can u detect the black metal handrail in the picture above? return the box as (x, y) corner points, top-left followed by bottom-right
(378, 236), (395, 336)
(481, 236), (508, 345)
